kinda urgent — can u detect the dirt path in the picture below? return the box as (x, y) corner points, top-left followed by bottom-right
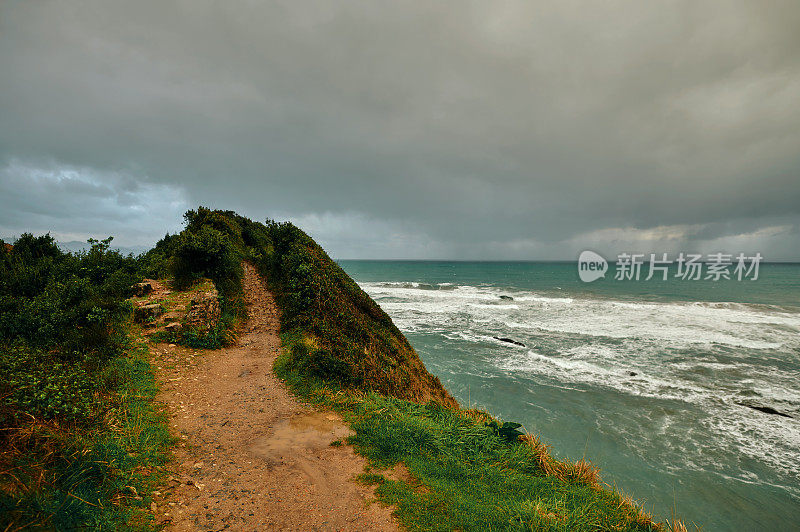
(150, 263), (399, 531)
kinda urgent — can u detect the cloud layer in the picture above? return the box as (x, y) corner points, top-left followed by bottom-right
(2, 1), (799, 258)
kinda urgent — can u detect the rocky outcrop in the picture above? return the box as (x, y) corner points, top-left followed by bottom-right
(184, 288), (221, 333)
(737, 402), (793, 419)
(128, 277), (220, 339)
(132, 281), (153, 297)
(134, 303), (163, 323)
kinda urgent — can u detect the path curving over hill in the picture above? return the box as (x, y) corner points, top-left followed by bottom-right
(151, 263), (399, 531)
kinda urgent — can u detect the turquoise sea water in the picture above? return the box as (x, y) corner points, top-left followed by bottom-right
(338, 260), (800, 531)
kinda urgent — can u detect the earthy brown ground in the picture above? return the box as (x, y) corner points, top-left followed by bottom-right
(148, 264), (399, 531)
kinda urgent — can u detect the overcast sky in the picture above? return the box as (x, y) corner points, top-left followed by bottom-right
(1, 1), (799, 259)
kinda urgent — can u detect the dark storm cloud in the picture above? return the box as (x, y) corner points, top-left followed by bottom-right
(1, 1), (799, 258)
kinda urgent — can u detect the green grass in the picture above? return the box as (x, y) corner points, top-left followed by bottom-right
(274, 349), (662, 532)
(0, 338), (172, 531)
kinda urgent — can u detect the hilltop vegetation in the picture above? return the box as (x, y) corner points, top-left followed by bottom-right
(143, 207), (455, 406)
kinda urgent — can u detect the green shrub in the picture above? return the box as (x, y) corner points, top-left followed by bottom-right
(184, 207), (245, 247)
(137, 232), (179, 279)
(0, 234), (170, 531)
(0, 233), (138, 429)
(161, 219), (244, 347)
(0, 234), (137, 357)
(170, 225), (242, 292)
(152, 322), (229, 350)
(287, 340), (359, 386)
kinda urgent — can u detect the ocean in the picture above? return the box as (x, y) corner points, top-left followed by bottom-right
(338, 260), (800, 531)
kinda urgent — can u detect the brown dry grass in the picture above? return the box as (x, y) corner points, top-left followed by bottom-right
(518, 433), (662, 529)
(665, 518), (689, 532)
(0, 419), (84, 500)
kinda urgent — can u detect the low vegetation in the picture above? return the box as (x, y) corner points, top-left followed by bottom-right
(275, 353), (664, 531)
(0, 235), (170, 530)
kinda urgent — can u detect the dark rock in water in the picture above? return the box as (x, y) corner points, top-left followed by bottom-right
(493, 336), (526, 347)
(628, 371), (638, 377)
(736, 402), (793, 419)
(499, 295), (514, 301)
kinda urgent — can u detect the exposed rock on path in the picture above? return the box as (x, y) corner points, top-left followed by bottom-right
(151, 263), (399, 531)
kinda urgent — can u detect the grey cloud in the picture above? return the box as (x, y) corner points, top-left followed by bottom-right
(0, 161), (187, 245)
(1, 1), (799, 257)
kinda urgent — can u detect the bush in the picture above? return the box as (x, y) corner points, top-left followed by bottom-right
(0, 234), (170, 531)
(0, 234), (141, 430)
(170, 226), (241, 289)
(0, 234), (137, 357)
(137, 232), (179, 279)
(164, 219), (245, 348)
(287, 339), (359, 386)
(152, 322), (230, 350)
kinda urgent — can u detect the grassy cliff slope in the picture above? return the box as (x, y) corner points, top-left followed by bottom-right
(150, 207), (456, 407)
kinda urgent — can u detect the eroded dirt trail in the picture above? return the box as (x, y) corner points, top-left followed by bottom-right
(152, 263), (398, 531)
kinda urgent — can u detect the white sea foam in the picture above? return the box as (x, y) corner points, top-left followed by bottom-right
(360, 279), (800, 493)
(362, 281), (800, 350)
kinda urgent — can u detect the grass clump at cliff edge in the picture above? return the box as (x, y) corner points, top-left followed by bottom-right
(274, 350), (666, 532)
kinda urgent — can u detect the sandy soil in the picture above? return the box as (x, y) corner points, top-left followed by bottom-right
(149, 263), (399, 531)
